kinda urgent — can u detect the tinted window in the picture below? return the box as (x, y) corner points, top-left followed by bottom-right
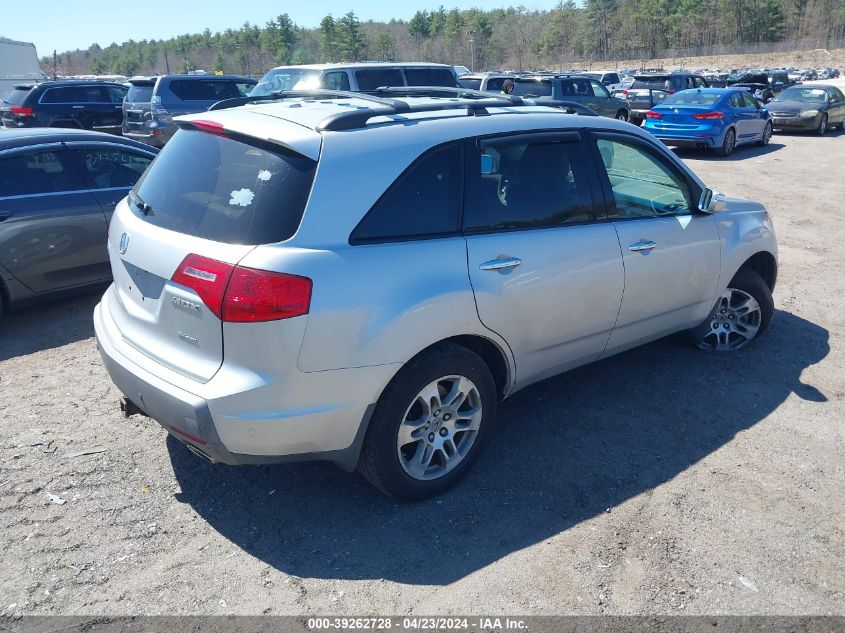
(607, 74), (620, 84)
(512, 80), (553, 97)
(632, 75), (671, 90)
(133, 129), (316, 244)
(595, 138), (691, 219)
(730, 92), (745, 108)
(0, 150), (81, 197)
(465, 137), (594, 232)
(485, 77), (506, 92)
(321, 71), (350, 91)
(458, 78), (482, 90)
(403, 68), (456, 87)
(694, 77), (707, 88)
(79, 148), (152, 189)
(127, 84), (154, 102)
(353, 145), (462, 243)
(833, 88), (845, 101)
(354, 68), (405, 91)
(106, 85), (128, 103)
(167, 80), (251, 101)
(45, 85), (110, 103)
(2, 87), (31, 106)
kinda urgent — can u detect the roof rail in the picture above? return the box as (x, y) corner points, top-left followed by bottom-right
(208, 89), (403, 112)
(371, 85), (523, 103)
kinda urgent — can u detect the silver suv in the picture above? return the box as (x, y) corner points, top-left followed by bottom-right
(95, 90), (777, 500)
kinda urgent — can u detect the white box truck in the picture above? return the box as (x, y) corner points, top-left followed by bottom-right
(0, 39), (48, 101)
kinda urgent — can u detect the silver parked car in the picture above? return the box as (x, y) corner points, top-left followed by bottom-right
(95, 90), (778, 500)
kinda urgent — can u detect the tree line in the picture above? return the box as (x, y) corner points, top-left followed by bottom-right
(43, 0), (845, 77)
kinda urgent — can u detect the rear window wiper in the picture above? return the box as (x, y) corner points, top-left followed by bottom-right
(128, 190), (154, 216)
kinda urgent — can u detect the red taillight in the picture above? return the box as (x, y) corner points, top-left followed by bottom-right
(223, 267), (311, 322)
(171, 254), (235, 320)
(10, 106), (32, 117)
(692, 111), (725, 120)
(646, 110), (663, 118)
(170, 254), (312, 323)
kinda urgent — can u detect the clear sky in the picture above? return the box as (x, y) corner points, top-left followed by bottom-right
(4, 0), (555, 58)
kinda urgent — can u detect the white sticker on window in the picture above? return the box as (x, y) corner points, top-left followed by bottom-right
(229, 188), (255, 207)
(257, 169), (272, 181)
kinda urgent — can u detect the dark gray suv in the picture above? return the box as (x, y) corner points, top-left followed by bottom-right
(121, 75), (256, 147)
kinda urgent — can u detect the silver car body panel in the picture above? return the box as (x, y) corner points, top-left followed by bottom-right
(96, 97), (777, 467)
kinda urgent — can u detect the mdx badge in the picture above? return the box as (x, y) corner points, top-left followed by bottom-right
(119, 233), (129, 254)
(171, 297), (201, 313)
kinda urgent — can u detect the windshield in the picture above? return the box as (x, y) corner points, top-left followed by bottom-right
(251, 69), (321, 96)
(773, 87), (826, 103)
(133, 128), (317, 244)
(662, 91), (720, 106)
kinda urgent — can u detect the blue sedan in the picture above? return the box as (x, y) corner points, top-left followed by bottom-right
(643, 88), (773, 156)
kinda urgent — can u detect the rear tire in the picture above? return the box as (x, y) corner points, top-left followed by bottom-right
(717, 127), (736, 156)
(358, 343), (497, 500)
(630, 117), (643, 127)
(688, 268), (773, 351)
(615, 110), (628, 122)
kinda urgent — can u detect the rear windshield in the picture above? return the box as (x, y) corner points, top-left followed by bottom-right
(403, 68), (456, 87)
(458, 78), (482, 90)
(662, 92), (720, 105)
(631, 75), (671, 89)
(127, 84), (154, 102)
(167, 79), (254, 101)
(250, 69), (321, 96)
(2, 87), (31, 105)
(132, 128), (317, 244)
(512, 80), (553, 97)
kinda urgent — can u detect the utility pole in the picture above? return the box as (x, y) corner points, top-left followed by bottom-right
(469, 32), (475, 72)
(52, 49), (57, 79)
(164, 49), (170, 74)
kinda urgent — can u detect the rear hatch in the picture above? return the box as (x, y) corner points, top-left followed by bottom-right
(649, 105), (721, 132)
(123, 80), (155, 134)
(1, 85), (34, 127)
(105, 119), (318, 382)
(625, 76), (672, 110)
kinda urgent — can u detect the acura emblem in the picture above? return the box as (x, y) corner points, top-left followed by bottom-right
(119, 233), (129, 254)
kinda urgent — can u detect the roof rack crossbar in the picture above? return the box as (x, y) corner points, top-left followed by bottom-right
(208, 89), (403, 112)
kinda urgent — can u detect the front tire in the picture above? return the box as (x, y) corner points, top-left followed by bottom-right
(816, 114), (828, 135)
(757, 122), (772, 146)
(358, 343), (497, 500)
(689, 268), (773, 351)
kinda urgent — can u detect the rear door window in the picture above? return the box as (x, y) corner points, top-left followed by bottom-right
(403, 68), (456, 87)
(132, 128), (317, 244)
(512, 80), (553, 97)
(465, 135), (595, 232)
(354, 68), (405, 91)
(351, 144), (462, 243)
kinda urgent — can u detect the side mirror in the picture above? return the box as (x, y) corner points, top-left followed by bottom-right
(698, 188), (714, 213)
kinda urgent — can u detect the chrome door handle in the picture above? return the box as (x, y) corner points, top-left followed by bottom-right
(479, 257), (523, 271)
(628, 240), (656, 252)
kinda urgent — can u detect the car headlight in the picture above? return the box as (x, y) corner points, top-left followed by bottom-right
(801, 110), (819, 118)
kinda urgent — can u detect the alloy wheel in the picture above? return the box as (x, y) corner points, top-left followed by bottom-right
(723, 129), (736, 155)
(762, 123), (772, 145)
(697, 288), (762, 351)
(396, 375), (482, 481)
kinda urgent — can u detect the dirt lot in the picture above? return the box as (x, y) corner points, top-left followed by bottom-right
(1, 90), (844, 617)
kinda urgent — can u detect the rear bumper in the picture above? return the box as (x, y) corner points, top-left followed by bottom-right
(94, 293), (396, 470)
(652, 135), (716, 148)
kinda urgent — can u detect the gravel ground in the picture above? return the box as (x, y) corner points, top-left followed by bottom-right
(1, 106), (843, 617)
